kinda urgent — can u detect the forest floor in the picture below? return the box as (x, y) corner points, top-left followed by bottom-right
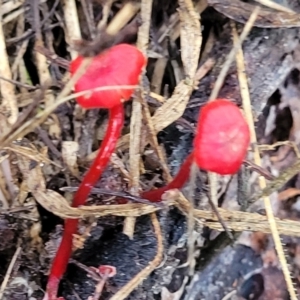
(1, 0), (300, 299)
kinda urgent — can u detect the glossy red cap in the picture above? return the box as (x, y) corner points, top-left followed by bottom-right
(70, 44), (147, 109)
(194, 99), (250, 175)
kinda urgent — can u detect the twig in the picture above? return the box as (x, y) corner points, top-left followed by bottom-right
(33, 1), (56, 107)
(36, 126), (62, 159)
(106, 2), (141, 35)
(208, 181), (234, 241)
(169, 0), (202, 277)
(34, 46), (70, 70)
(221, 290), (237, 300)
(70, 259), (112, 300)
(232, 21), (298, 300)
(63, 0), (82, 59)
(0, 205), (34, 214)
(79, 0), (96, 39)
(0, 76), (36, 90)
(59, 186), (165, 207)
(0, 246), (22, 298)
(141, 85), (173, 182)
(69, 259), (100, 282)
(243, 160), (275, 180)
(0, 0), (18, 124)
(7, 85), (47, 134)
(208, 7), (260, 101)
(6, 0), (60, 45)
(186, 162), (197, 275)
(249, 156), (300, 202)
(123, 0), (153, 239)
(17, 156), (300, 237)
(0, 67), (135, 148)
(206, 7), (261, 249)
(254, 0), (295, 14)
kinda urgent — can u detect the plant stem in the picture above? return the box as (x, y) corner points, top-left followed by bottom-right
(141, 152), (194, 202)
(45, 104), (124, 300)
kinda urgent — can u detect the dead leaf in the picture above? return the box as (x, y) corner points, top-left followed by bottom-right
(6, 143), (61, 168)
(178, 0), (202, 78)
(208, 0), (300, 28)
(62, 141), (79, 177)
(47, 114), (62, 139)
(16, 153), (300, 238)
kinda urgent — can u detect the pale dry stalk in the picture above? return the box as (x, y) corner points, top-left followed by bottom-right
(0, 0), (18, 124)
(177, 0), (202, 276)
(254, 0), (295, 14)
(63, 0), (82, 59)
(232, 22), (297, 300)
(0, 246), (21, 298)
(207, 7), (260, 231)
(124, 0), (153, 238)
(106, 1), (140, 35)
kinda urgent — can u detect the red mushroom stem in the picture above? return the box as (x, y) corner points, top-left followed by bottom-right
(44, 44), (146, 300)
(45, 105), (124, 300)
(140, 99), (250, 203)
(141, 152), (194, 202)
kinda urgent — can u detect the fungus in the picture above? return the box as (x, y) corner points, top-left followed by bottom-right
(44, 44), (146, 300)
(142, 99), (250, 202)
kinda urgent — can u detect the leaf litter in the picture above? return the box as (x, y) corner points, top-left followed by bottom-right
(2, 0), (300, 299)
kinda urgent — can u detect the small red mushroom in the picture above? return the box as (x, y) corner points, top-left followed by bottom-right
(70, 44), (146, 109)
(44, 44), (146, 300)
(94, 265), (117, 278)
(194, 99), (250, 175)
(142, 99), (250, 202)
(140, 152), (194, 202)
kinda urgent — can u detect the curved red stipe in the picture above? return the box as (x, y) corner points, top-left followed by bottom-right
(45, 105), (124, 300)
(140, 99), (250, 204)
(141, 153), (194, 202)
(45, 44), (146, 300)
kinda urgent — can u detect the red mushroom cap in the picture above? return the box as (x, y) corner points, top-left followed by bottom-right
(97, 265), (117, 278)
(70, 44), (147, 109)
(194, 99), (250, 175)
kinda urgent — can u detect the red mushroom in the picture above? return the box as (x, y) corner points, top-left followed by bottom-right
(140, 152), (194, 202)
(70, 44), (146, 109)
(142, 99), (250, 202)
(194, 99), (250, 174)
(44, 44), (146, 300)
(95, 265), (117, 278)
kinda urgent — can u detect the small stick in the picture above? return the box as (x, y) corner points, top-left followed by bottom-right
(0, 0), (18, 124)
(63, 0), (82, 59)
(0, 57), (93, 147)
(33, 1), (56, 107)
(186, 162), (197, 275)
(124, 0), (153, 238)
(106, 2), (141, 35)
(243, 160), (275, 180)
(206, 7), (260, 247)
(0, 246), (22, 299)
(208, 7), (260, 101)
(141, 78), (172, 182)
(254, 0), (295, 14)
(232, 21), (298, 300)
(60, 186), (165, 207)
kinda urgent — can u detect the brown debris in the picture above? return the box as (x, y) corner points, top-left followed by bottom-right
(2, 0), (300, 299)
